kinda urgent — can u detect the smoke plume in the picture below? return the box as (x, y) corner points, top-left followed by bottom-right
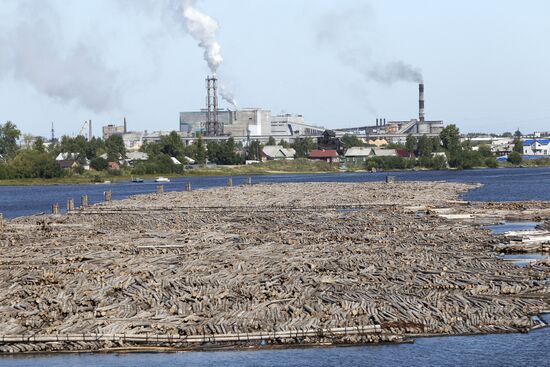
(368, 61), (423, 84)
(220, 85), (238, 109)
(180, 0), (223, 73)
(316, 7), (423, 85)
(0, 1), (121, 113)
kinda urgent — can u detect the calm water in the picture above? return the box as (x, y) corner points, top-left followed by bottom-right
(2, 167), (550, 219)
(1, 167), (550, 366)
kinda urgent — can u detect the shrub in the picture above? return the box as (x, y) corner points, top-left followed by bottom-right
(507, 152), (522, 165)
(484, 157), (498, 168)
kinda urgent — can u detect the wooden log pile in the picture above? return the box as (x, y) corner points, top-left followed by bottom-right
(0, 182), (549, 353)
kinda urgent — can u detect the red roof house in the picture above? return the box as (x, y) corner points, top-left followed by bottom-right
(308, 149), (340, 163)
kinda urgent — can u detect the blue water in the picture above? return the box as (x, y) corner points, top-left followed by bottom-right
(1, 167), (550, 219)
(1, 166), (550, 366)
(1, 315), (549, 367)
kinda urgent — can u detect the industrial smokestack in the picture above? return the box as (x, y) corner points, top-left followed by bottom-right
(124, 117), (127, 134)
(88, 120), (92, 141)
(376, 118), (379, 127)
(419, 83), (425, 123)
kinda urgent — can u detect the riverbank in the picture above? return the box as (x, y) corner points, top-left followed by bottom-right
(0, 181), (549, 353)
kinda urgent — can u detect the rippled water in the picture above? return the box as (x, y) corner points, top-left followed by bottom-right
(1, 167), (550, 219)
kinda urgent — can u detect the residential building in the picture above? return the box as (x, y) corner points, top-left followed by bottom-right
(523, 139), (550, 156)
(309, 149), (339, 163)
(261, 145), (296, 161)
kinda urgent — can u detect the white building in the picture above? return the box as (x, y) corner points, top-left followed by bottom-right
(523, 139), (550, 156)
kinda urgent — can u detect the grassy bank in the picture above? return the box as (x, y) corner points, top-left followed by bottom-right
(0, 160), (339, 186)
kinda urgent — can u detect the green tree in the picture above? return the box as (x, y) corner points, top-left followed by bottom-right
(430, 136), (442, 152)
(405, 135), (417, 157)
(159, 131), (185, 161)
(0, 121), (21, 158)
(507, 151), (522, 165)
(33, 137), (46, 152)
(485, 157), (498, 168)
(8, 150), (62, 179)
(105, 135), (126, 161)
(90, 157), (108, 171)
(86, 137), (105, 159)
(477, 144), (493, 158)
(267, 136), (276, 146)
(279, 139), (290, 148)
(513, 138), (523, 154)
(291, 137), (316, 158)
(417, 135), (432, 157)
(440, 124), (461, 152)
(194, 135), (207, 164)
(247, 140), (262, 161)
(514, 129), (522, 138)
(502, 132), (513, 137)
(340, 134), (364, 150)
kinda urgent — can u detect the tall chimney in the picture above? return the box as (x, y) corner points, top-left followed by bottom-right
(419, 83), (425, 123)
(123, 117), (127, 133)
(88, 120), (92, 141)
(376, 118), (379, 127)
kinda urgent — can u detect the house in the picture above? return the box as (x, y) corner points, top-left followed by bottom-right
(371, 148), (397, 157)
(58, 160), (79, 170)
(108, 162), (120, 170)
(309, 149), (339, 163)
(261, 145), (296, 161)
(55, 152), (79, 161)
(344, 147), (373, 164)
(367, 138), (388, 147)
(523, 139), (550, 156)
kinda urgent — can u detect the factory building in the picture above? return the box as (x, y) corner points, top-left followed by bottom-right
(334, 83), (445, 143)
(179, 108), (271, 138)
(102, 118), (128, 140)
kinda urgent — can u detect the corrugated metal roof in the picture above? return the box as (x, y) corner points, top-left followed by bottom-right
(345, 147), (372, 157)
(262, 145), (296, 158)
(309, 149), (339, 158)
(372, 148), (397, 157)
(523, 139), (550, 146)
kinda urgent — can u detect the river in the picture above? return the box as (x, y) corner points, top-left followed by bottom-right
(2, 167), (550, 219)
(1, 167), (549, 366)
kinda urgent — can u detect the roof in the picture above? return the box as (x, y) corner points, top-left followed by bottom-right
(58, 160), (78, 169)
(55, 152), (79, 161)
(170, 157), (182, 165)
(523, 139), (550, 146)
(372, 148), (397, 157)
(262, 145), (296, 158)
(345, 147), (372, 157)
(126, 151), (149, 161)
(309, 149), (339, 158)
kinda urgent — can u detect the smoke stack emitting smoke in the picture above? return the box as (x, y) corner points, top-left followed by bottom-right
(180, 0), (237, 108)
(419, 83), (425, 122)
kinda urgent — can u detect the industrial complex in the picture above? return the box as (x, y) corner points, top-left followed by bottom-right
(101, 76), (447, 152)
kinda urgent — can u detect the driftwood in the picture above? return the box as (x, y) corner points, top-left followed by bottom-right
(0, 181), (549, 353)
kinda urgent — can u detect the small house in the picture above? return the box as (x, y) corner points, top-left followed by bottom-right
(371, 148), (397, 157)
(309, 149), (339, 163)
(523, 139), (550, 156)
(261, 145), (296, 161)
(344, 147), (373, 164)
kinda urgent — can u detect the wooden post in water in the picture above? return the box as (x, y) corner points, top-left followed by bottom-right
(0, 213), (3, 232)
(385, 176), (396, 184)
(157, 185), (164, 194)
(104, 190), (112, 202)
(52, 203), (60, 215)
(227, 178), (233, 187)
(247, 176), (252, 185)
(185, 182), (192, 192)
(66, 198), (74, 212)
(81, 195), (89, 208)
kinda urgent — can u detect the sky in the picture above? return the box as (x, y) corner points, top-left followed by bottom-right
(1, 0), (549, 138)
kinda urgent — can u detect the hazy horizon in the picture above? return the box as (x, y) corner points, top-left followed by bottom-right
(1, 0), (549, 138)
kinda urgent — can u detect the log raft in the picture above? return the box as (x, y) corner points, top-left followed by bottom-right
(0, 181), (549, 353)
